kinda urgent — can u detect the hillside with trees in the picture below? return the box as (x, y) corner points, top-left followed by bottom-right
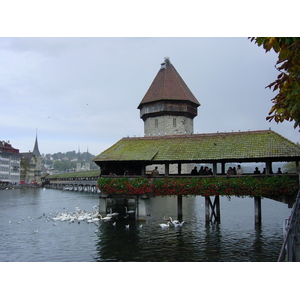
(42, 151), (98, 173)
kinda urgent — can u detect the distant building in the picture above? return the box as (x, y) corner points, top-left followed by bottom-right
(0, 140), (21, 185)
(76, 146), (91, 171)
(20, 135), (42, 184)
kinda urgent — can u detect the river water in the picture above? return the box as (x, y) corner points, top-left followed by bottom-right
(0, 188), (291, 262)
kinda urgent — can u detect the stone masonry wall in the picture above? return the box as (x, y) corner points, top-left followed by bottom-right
(144, 115), (194, 174)
(144, 115), (194, 136)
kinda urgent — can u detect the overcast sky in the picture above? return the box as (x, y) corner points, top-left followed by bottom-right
(1, 37), (299, 156)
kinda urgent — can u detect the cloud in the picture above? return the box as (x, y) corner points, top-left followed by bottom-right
(1, 37), (299, 157)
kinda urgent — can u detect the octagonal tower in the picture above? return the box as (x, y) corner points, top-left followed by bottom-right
(138, 57), (200, 136)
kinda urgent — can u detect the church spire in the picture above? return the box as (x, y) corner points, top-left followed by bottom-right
(32, 130), (41, 156)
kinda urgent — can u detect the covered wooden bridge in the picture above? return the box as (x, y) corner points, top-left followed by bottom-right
(93, 130), (300, 176)
(93, 129), (300, 224)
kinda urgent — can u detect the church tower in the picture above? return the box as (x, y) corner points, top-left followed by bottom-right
(32, 133), (41, 157)
(138, 57), (200, 136)
(20, 132), (42, 184)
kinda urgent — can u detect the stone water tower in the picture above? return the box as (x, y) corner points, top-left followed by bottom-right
(137, 57), (200, 174)
(138, 57), (200, 137)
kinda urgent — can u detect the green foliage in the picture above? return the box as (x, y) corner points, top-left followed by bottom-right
(43, 150), (98, 171)
(53, 160), (77, 172)
(250, 37), (300, 128)
(283, 161), (297, 173)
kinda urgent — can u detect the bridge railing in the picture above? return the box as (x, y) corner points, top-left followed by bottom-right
(278, 189), (300, 262)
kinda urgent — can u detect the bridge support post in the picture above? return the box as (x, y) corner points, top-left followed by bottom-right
(178, 163), (182, 175)
(177, 195), (183, 222)
(254, 196), (262, 225)
(165, 163), (169, 176)
(213, 162), (217, 176)
(205, 195), (220, 224)
(137, 198), (147, 221)
(221, 162), (226, 175)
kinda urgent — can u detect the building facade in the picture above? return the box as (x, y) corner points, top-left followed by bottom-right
(20, 135), (42, 184)
(0, 140), (21, 185)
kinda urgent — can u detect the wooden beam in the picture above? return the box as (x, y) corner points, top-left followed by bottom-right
(178, 163), (182, 175)
(221, 162), (226, 175)
(254, 196), (262, 225)
(215, 195), (220, 223)
(213, 162), (217, 176)
(165, 163), (169, 176)
(205, 195), (221, 224)
(205, 196), (210, 224)
(178, 195), (183, 222)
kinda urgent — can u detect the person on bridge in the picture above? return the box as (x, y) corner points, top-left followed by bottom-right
(236, 165), (244, 175)
(191, 166), (198, 175)
(254, 167), (261, 174)
(151, 167), (159, 177)
(226, 167), (235, 175)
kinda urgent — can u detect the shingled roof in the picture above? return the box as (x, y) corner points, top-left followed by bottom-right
(137, 58), (200, 108)
(93, 130), (300, 164)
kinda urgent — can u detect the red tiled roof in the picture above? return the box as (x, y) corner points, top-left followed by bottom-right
(138, 58), (200, 108)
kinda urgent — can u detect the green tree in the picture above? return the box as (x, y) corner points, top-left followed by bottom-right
(250, 37), (300, 128)
(283, 161), (296, 173)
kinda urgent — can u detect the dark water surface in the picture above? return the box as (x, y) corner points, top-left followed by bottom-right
(0, 188), (291, 262)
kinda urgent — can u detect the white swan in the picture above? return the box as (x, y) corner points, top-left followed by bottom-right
(125, 207), (135, 214)
(169, 217), (185, 227)
(159, 222), (171, 228)
(125, 224), (129, 229)
(99, 214), (112, 222)
(87, 217), (100, 223)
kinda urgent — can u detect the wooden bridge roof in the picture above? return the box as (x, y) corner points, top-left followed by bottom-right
(137, 58), (200, 108)
(93, 130), (300, 164)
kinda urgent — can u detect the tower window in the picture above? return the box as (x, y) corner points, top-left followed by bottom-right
(173, 118), (177, 127)
(155, 119), (158, 128)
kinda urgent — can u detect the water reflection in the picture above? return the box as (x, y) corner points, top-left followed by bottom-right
(0, 190), (291, 262)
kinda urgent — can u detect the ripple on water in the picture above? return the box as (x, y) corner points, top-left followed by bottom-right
(0, 190), (291, 262)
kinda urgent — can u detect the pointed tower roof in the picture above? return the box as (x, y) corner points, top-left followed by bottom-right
(138, 57), (200, 108)
(32, 133), (41, 156)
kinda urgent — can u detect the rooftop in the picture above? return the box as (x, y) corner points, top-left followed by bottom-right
(137, 58), (200, 108)
(93, 130), (300, 164)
